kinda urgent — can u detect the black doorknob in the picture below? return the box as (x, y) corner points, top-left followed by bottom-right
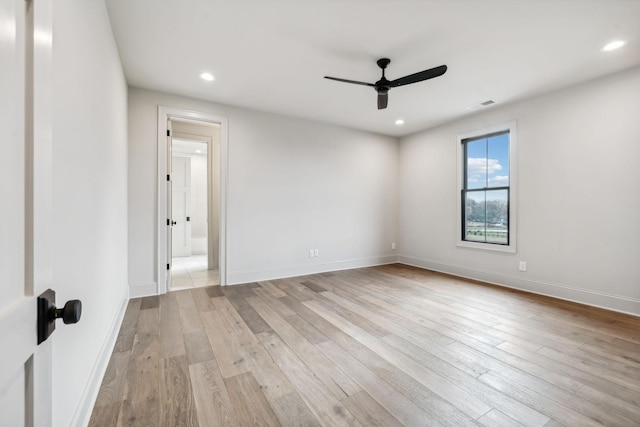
(55, 300), (82, 324)
(172, 220), (177, 225)
(37, 290), (83, 344)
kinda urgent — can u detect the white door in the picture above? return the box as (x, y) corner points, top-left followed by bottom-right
(171, 156), (192, 257)
(0, 0), (53, 425)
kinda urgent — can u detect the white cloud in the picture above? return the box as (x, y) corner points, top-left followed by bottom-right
(467, 158), (502, 175)
(488, 175), (509, 186)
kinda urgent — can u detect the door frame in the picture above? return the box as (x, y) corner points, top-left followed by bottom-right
(157, 106), (229, 292)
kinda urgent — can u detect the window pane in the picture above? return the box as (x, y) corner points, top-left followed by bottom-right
(485, 189), (508, 244)
(487, 133), (509, 188)
(465, 191), (486, 241)
(466, 138), (487, 189)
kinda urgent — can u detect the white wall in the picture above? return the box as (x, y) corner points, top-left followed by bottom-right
(128, 87), (398, 289)
(398, 67), (640, 315)
(52, 1), (128, 425)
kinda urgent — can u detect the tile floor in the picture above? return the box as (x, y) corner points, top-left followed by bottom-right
(170, 254), (219, 291)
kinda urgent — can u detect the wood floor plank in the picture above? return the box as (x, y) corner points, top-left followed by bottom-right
(159, 355), (198, 426)
(179, 305), (204, 334)
(477, 408), (526, 427)
(257, 331), (362, 426)
(272, 277), (318, 302)
(251, 286), (296, 316)
(316, 340), (447, 426)
(183, 329), (215, 365)
(576, 382), (640, 422)
(304, 298), (493, 419)
(91, 266), (640, 426)
(314, 292), (392, 338)
(189, 359), (235, 427)
(136, 305), (159, 335)
(226, 291), (273, 334)
(159, 293), (187, 359)
(223, 371), (280, 427)
(113, 299), (142, 352)
(535, 345), (640, 394)
(300, 280), (328, 293)
(88, 402), (122, 427)
(204, 285), (224, 299)
(93, 350), (130, 408)
(323, 290), (491, 378)
(120, 333), (159, 426)
(284, 313), (329, 344)
(238, 340), (295, 400)
(248, 294), (361, 399)
(479, 345), (638, 426)
(140, 295), (159, 310)
(174, 289), (198, 310)
(494, 340), (640, 405)
(200, 309), (250, 378)
(257, 280), (288, 298)
(210, 295), (260, 346)
(191, 287), (215, 311)
(315, 324), (523, 427)
(341, 390), (404, 427)
(479, 370), (604, 427)
(269, 391), (322, 427)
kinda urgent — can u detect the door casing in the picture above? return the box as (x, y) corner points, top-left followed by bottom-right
(157, 106), (228, 293)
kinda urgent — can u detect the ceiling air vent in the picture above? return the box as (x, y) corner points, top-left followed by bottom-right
(466, 99), (498, 111)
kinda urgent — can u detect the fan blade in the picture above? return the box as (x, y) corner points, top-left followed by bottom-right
(377, 92), (388, 110)
(389, 65), (447, 87)
(324, 76), (376, 87)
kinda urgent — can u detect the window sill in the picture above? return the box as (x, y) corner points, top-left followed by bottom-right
(456, 240), (516, 253)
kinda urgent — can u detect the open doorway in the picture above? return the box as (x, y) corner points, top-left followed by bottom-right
(164, 117), (224, 292)
(170, 136), (218, 290)
(157, 107), (228, 293)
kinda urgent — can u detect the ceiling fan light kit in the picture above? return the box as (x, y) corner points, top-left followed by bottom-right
(324, 58), (447, 110)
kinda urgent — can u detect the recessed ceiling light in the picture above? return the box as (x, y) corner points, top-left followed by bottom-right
(395, 119), (404, 125)
(602, 40), (626, 51)
(200, 72), (215, 81)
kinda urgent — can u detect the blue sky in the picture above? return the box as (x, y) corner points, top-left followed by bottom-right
(466, 133), (509, 201)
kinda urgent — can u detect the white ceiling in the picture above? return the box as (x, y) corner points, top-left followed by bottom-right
(105, 0), (640, 137)
(172, 139), (207, 156)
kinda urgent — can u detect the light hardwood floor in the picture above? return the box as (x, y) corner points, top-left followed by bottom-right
(89, 264), (640, 426)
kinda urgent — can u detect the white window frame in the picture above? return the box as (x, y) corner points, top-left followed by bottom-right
(456, 121), (517, 253)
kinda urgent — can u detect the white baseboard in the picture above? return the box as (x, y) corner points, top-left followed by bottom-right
(70, 285), (129, 427)
(398, 255), (640, 317)
(129, 282), (158, 298)
(227, 255), (398, 286)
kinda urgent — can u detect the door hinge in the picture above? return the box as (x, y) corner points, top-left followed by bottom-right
(167, 129), (171, 137)
(186, 216), (190, 222)
(167, 174), (170, 181)
(167, 218), (170, 226)
(167, 263), (170, 270)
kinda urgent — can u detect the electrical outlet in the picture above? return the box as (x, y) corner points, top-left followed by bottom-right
(314, 249), (319, 257)
(391, 242), (396, 250)
(519, 261), (527, 272)
(309, 249), (314, 258)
